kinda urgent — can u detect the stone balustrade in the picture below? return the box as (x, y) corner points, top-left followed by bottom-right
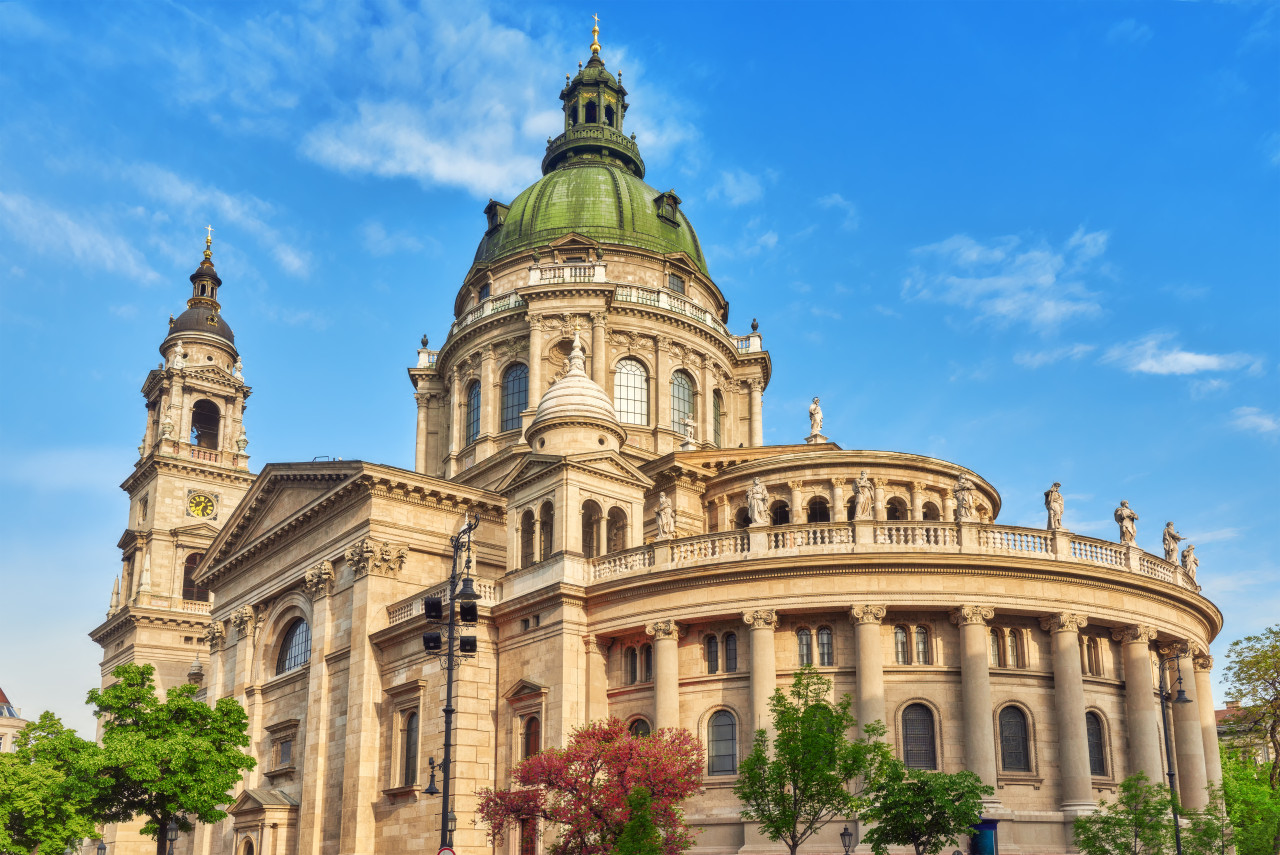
(386, 578), (500, 625)
(450, 292), (528, 335)
(180, 599), (212, 614)
(612, 283), (731, 338)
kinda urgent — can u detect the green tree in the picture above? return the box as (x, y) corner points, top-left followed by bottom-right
(614, 787), (663, 855)
(1220, 749), (1280, 855)
(1182, 782), (1233, 855)
(734, 667), (891, 855)
(85, 663), (255, 855)
(1221, 624), (1280, 855)
(858, 757), (992, 855)
(0, 713), (98, 854)
(1071, 773), (1174, 855)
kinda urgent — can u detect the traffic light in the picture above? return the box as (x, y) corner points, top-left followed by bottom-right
(459, 600), (478, 623)
(424, 596), (443, 621)
(459, 636), (477, 654)
(423, 632), (442, 652)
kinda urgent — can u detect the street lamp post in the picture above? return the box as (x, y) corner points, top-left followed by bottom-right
(165, 822), (178, 855)
(422, 513), (482, 849)
(1157, 647), (1195, 855)
(840, 824), (855, 855)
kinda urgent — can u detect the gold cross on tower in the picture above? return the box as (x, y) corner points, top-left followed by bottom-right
(590, 14), (601, 55)
(205, 224), (214, 247)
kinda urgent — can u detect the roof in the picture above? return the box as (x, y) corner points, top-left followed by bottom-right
(0, 685), (17, 718)
(166, 304), (235, 344)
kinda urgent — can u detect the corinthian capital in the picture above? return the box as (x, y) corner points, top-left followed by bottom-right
(949, 605), (995, 626)
(1111, 624), (1158, 644)
(645, 619), (684, 641)
(1158, 640), (1191, 659)
(1193, 651), (1214, 672)
(582, 633), (612, 659)
(304, 560), (335, 600)
(849, 604), (887, 625)
(1039, 613), (1088, 633)
(742, 608), (778, 630)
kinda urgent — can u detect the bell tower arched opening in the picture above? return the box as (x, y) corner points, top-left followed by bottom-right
(190, 399), (221, 449)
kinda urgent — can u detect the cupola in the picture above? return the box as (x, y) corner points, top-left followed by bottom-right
(526, 329), (625, 452)
(164, 229), (235, 347)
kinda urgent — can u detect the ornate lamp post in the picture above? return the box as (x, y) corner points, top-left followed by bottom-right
(422, 513), (482, 848)
(97, 843), (107, 855)
(1158, 646), (1194, 855)
(165, 822), (178, 855)
(840, 824), (855, 854)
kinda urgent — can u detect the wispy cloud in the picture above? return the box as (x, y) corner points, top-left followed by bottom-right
(1101, 333), (1261, 375)
(817, 193), (859, 231)
(1108, 18), (1153, 46)
(361, 221), (426, 256)
(902, 227), (1108, 330)
(1189, 527), (1243, 545)
(707, 169), (765, 207)
(1231, 406), (1280, 434)
(1014, 344), (1096, 369)
(0, 192), (162, 284)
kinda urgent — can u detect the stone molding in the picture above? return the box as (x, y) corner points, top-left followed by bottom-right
(1111, 624), (1158, 644)
(582, 633), (612, 658)
(345, 538), (408, 579)
(742, 608), (778, 630)
(1158, 641), (1191, 658)
(645, 619), (685, 641)
(849, 604), (887, 625)
(1192, 651), (1214, 672)
(230, 604), (259, 640)
(304, 560), (335, 600)
(950, 605), (995, 626)
(1039, 612), (1088, 633)
(203, 620), (226, 653)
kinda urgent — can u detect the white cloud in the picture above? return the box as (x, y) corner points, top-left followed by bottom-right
(707, 170), (764, 207)
(817, 193), (860, 231)
(1014, 344), (1096, 369)
(1231, 406), (1280, 434)
(1190, 378), (1231, 398)
(1189, 527), (1243, 545)
(0, 192), (162, 284)
(1101, 333), (1261, 375)
(1108, 19), (1153, 46)
(902, 227), (1108, 330)
(362, 221), (425, 257)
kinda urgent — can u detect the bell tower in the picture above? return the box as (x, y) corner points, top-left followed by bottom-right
(91, 231), (257, 695)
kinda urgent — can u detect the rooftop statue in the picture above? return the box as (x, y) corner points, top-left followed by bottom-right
(656, 492), (676, 540)
(954, 474), (977, 522)
(809, 397), (823, 435)
(1162, 521), (1186, 563)
(1181, 543), (1199, 579)
(854, 470), (875, 521)
(1044, 482), (1064, 530)
(1114, 501), (1139, 545)
(747, 477), (769, 527)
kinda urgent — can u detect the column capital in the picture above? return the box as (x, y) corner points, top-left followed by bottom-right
(582, 633), (612, 659)
(590, 311), (607, 327)
(303, 560), (335, 600)
(910, 481), (927, 493)
(742, 608), (779, 630)
(1112, 624), (1158, 644)
(950, 605), (995, 626)
(1192, 649), (1214, 672)
(1158, 640), (1192, 659)
(748, 378), (765, 394)
(1039, 612), (1088, 633)
(203, 620), (226, 653)
(849, 604), (887, 625)
(646, 618), (686, 641)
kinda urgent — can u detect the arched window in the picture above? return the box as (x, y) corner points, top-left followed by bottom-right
(894, 627), (909, 665)
(902, 704), (937, 770)
(568, 104), (578, 126)
(999, 706), (1031, 772)
(190, 399), (220, 449)
(713, 391), (724, 447)
(990, 629), (1003, 667)
(1007, 631), (1021, 669)
(626, 647), (638, 685)
(581, 500), (602, 559)
(501, 364), (529, 431)
(520, 509), (536, 567)
(1086, 712), (1107, 776)
(921, 501), (941, 521)
(403, 711), (419, 785)
(671, 370), (695, 433)
(465, 381), (481, 445)
(797, 628), (813, 667)
(641, 644), (653, 682)
(524, 716), (541, 760)
(606, 507), (628, 553)
(1085, 637), (1102, 676)
(770, 501), (790, 526)
(241, 840), (255, 855)
(275, 619), (311, 675)
(914, 627), (931, 665)
(614, 358), (649, 425)
(817, 627), (834, 667)
(585, 100), (598, 123)
(807, 498), (831, 524)
(708, 711), (737, 775)
(629, 718), (651, 738)
(734, 507), (750, 529)
(539, 501), (554, 561)
(724, 633), (738, 672)
(604, 104), (616, 127)
(706, 635), (719, 674)
(886, 497), (908, 521)
(182, 553), (209, 602)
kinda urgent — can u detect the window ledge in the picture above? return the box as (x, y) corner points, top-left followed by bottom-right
(382, 784), (420, 802)
(702, 774), (740, 787)
(264, 765), (296, 781)
(996, 773), (1043, 790)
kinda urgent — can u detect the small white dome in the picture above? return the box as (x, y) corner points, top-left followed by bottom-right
(526, 330), (625, 450)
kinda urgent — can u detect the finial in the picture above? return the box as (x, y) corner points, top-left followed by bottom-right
(591, 14), (601, 55)
(751, 318), (759, 332)
(421, 334), (429, 349)
(204, 225), (214, 261)
(566, 72), (571, 83)
(569, 325), (586, 372)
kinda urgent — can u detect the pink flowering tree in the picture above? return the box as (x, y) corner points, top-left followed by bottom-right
(477, 717), (704, 855)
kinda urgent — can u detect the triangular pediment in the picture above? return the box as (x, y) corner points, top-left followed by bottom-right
(230, 788), (298, 814)
(170, 522), (221, 540)
(504, 678), (548, 700)
(548, 232), (599, 251)
(564, 450), (652, 486)
(497, 453), (564, 492)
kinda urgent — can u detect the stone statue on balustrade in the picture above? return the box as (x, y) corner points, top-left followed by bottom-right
(1162, 522), (1186, 563)
(170, 350), (187, 371)
(747, 477), (770, 527)
(1180, 543), (1198, 579)
(809, 397), (823, 434)
(854, 470), (875, 520)
(1114, 501), (1139, 544)
(1044, 482), (1064, 530)
(680, 417), (697, 451)
(954, 474), (978, 523)
(233, 357), (244, 381)
(656, 492), (676, 540)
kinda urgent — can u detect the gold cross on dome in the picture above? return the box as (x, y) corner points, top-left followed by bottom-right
(205, 224), (214, 247)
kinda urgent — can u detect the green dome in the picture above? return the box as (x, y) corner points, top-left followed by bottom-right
(472, 162), (709, 276)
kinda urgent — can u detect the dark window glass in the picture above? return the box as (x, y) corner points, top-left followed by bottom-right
(668, 273), (686, 294)
(1008, 631), (1021, 668)
(275, 619), (311, 675)
(807, 499), (831, 523)
(770, 502), (790, 526)
(713, 391), (723, 448)
(614, 358), (649, 425)
(724, 633), (738, 672)
(817, 627), (834, 667)
(182, 553), (209, 602)
(642, 644), (653, 682)
(627, 647), (638, 685)
(990, 629), (1003, 667)
(708, 710), (737, 774)
(797, 629), (813, 666)
(277, 738), (292, 767)
(999, 706), (1031, 772)
(190, 399), (220, 449)
(629, 719), (651, 738)
(465, 381), (481, 445)
(403, 712), (418, 785)
(524, 716), (541, 759)
(915, 628), (930, 665)
(1086, 712), (1106, 776)
(671, 371), (695, 433)
(501, 364), (529, 431)
(520, 509), (535, 567)
(903, 704), (937, 770)
(706, 635), (719, 674)
(478, 283), (491, 301)
(519, 819), (536, 855)
(894, 627), (909, 665)
(581, 501), (601, 559)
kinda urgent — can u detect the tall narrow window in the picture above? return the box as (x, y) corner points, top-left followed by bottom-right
(797, 628), (813, 667)
(902, 704), (937, 770)
(519, 820), (536, 855)
(1086, 712), (1107, 776)
(614, 358), (649, 425)
(626, 647), (638, 685)
(520, 509), (535, 567)
(724, 633), (738, 672)
(581, 500), (602, 559)
(708, 711), (737, 775)
(465, 381), (481, 445)
(914, 627), (931, 665)
(671, 370), (695, 433)
(807, 498), (831, 523)
(770, 502), (790, 526)
(606, 507), (628, 553)
(667, 273), (686, 294)
(501, 364), (529, 431)
(817, 627), (834, 666)
(275, 619), (311, 675)
(999, 707), (1031, 772)
(713, 391), (724, 447)
(706, 635), (719, 674)
(1007, 631), (1021, 669)
(190, 399), (221, 449)
(641, 644), (653, 682)
(894, 627), (909, 665)
(990, 629), (1003, 667)
(182, 553), (209, 602)
(539, 502), (554, 561)
(524, 716), (541, 759)
(403, 711), (419, 785)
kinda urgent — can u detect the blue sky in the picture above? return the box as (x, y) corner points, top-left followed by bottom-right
(0, 1), (1276, 734)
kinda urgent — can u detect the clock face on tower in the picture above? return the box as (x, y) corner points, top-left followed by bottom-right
(187, 492), (217, 518)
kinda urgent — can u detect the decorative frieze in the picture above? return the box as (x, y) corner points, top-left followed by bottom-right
(203, 621), (226, 653)
(950, 605), (995, 626)
(230, 605), (258, 640)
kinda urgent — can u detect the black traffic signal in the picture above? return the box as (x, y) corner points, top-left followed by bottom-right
(424, 596), (443, 621)
(423, 632), (442, 652)
(459, 600), (478, 623)
(459, 636), (477, 654)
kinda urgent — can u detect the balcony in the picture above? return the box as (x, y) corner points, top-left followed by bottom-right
(612, 283), (733, 338)
(450, 292), (528, 336)
(386, 578), (500, 625)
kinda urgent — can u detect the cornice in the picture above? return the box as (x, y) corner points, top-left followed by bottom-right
(121, 455), (256, 494)
(90, 607), (211, 645)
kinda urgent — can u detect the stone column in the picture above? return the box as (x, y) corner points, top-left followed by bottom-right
(873, 478), (887, 521)
(583, 634), (611, 722)
(1192, 649), (1223, 789)
(414, 392), (430, 474)
(788, 481), (804, 523)
(743, 609), (779, 737)
(831, 480), (846, 523)
(481, 344), (497, 438)
(656, 336), (672, 434)
(748, 379), (764, 447)
(943, 493), (957, 524)
(647, 619), (683, 731)
(850, 605), (887, 733)
(448, 368), (461, 457)
(1113, 625), (1163, 783)
(951, 606), (1000, 802)
(910, 482), (925, 521)
(1040, 613), (1095, 813)
(590, 312), (607, 388)
(1163, 642), (1209, 810)
(527, 314), (543, 414)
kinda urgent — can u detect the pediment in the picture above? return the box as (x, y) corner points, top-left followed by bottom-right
(504, 678), (548, 700)
(497, 454), (564, 492)
(548, 232), (599, 251)
(230, 788), (298, 814)
(663, 251), (703, 278)
(171, 522), (221, 538)
(564, 451), (652, 486)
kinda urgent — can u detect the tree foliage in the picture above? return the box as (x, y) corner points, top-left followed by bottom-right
(476, 717), (702, 855)
(734, 667), (891, 855)
(1221, 749), (1280, 855)
(0, 712), (98, 854)
(1222, 624), (1280, 790)
(614, 787), (664, 855)
(1071, 773), (1174, 855)
(858, 757), (992, 855)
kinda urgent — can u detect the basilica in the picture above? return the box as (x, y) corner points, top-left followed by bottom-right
(90, 28), (1225, 855)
